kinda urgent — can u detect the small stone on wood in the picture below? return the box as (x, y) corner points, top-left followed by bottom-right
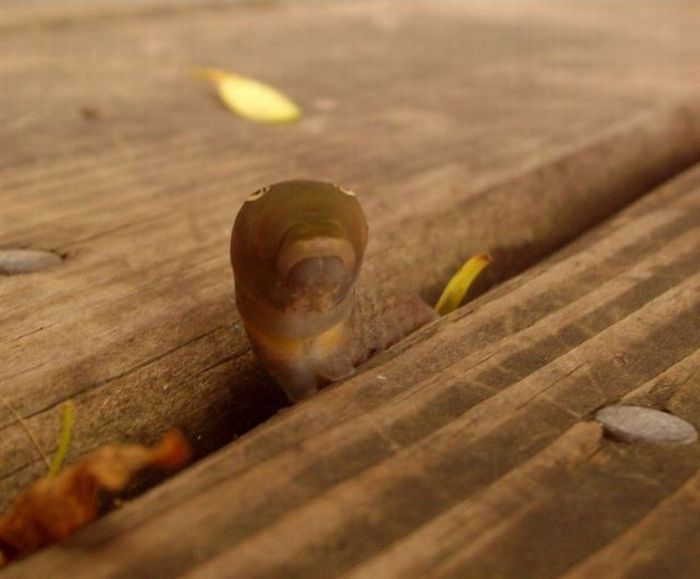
(0, 249), (63, 275)
(596, 405), (698, 445)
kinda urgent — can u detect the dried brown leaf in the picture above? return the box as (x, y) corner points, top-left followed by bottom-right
(0, 430), (190, 563)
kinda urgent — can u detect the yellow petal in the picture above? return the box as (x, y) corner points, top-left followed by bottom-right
(49, 401), (75, 476)
(195, 68), (301, 124)
(435, 253), (491, 316)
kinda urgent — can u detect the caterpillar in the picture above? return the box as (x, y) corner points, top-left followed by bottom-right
(231, 180), (435, 401)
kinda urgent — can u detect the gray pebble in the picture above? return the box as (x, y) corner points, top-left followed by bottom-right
(0, 249), (63, 275)
(596, 405), (698, 445)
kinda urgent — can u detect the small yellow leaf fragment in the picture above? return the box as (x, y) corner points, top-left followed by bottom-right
(435, 254), (491, 316)
(49, 402), (75, 477)
(195, 68), (301, 124)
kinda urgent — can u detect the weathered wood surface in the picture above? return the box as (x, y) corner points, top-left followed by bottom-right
(1, 0), (700, 569)
(5, 146), (699, 579)
(2, 0), (700, 508)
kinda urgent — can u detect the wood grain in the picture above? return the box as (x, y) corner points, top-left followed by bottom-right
(4, 152), (699, 579)
(2, 0), (700, 506)
(0, 1), (700, 573)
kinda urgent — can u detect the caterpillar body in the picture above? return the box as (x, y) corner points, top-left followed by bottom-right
(231, 180), (435, 401)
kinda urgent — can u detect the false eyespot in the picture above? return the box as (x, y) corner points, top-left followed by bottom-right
(246, 186), (271, 202)
(335, 184), (356, 197)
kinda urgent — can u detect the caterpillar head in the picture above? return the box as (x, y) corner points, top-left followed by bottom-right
(231, 180), (368, 337)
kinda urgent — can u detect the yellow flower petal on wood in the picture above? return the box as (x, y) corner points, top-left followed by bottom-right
(195, 68), (301, 124)
(435, 253), (491, 316)
(49, 402), (75, 477)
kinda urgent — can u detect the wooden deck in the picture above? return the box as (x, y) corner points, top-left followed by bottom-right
(1, 1), (699, 577)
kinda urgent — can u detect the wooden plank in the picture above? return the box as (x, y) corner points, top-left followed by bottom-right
(0, 3), (700, 504)
(562, 470), (700, 579)
(0, 0), (227, 32)
(4, 156), (699, 578)
(1, 0), (700, 532)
